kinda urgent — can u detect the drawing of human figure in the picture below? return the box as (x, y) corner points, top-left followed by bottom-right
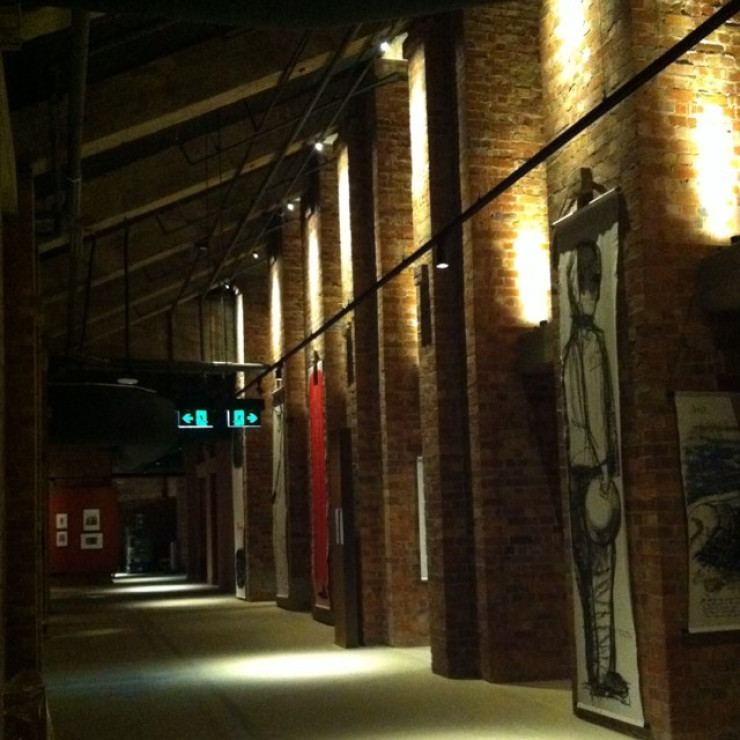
(562, 239), (629, 703)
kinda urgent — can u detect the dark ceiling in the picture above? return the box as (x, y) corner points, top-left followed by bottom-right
(1, 4), (421, 367)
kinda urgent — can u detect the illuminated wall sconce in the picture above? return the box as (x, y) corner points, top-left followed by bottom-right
(433, 239), (449, 269)
(433, 225), (459, 270)
(698, 234), (740, 312)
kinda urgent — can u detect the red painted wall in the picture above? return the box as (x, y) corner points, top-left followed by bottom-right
(48, 488), (121, 575)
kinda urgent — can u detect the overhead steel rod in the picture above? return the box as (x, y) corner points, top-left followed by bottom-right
(226, 23), (401, 284)
(237, 0), (740, 396)
(206, 30), (313, 243)
(78, 233), (97, 350)
(206, 24), (363, 291)
(123, 220), (131, 367)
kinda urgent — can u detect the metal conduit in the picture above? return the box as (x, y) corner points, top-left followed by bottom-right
(237, 0), (740, 396)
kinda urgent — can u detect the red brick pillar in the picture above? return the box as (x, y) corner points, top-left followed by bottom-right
(341, 102), (386, 645)
(406, 18), (479, 678)
(371, 60), (428, 646)
(313, 155), (346, 436)
(277, 213), (311, 609)
(3, 166), (43, 677)
(239, 272), (275, 600)
(456, 2), (568, 682)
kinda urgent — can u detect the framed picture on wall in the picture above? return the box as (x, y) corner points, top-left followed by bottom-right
(82, 509), (101, 532)
(80, 533), (103, 550)
(55, 513), (68, 530)
(56, 531), (68, 547)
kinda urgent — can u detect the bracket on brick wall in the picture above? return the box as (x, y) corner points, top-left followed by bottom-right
(577, 168), (605, 208)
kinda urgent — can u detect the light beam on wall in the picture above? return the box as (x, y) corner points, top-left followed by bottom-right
(338, 146), (354, 305)
(307, 216), (322, 332)
(514, 228), (550, 325)
(270, 265), (282, 361)
(554, 0), (587, 66)
(695, 102), (739, 240)
(409, 49), (429, 217)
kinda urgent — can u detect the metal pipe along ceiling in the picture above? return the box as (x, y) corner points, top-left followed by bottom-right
(49, 0), (490, 27)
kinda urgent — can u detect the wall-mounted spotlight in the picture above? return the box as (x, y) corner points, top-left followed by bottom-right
(252, 250), (260, 260)
(433, 239), (449, 269)
(314, 141), (325, 153)
(286, 201), (296, 212)
(379, 39), (391, 55)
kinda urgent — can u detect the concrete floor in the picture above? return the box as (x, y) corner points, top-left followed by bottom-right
(42, 575), (627, 739)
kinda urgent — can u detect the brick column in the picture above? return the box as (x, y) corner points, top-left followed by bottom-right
(456, 2), (568, 682)
(3, 166), (42, 677)
(239, 272), (275, 600)
(313, 155), (347, 436)
(341, 102), (386, 645)
(406, 18), (478, 678)
(278, 213), (311, 609)
(372, 60), (428, 646)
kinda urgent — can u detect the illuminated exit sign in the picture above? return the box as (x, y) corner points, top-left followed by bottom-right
(176, 408), (215, 429)
(226, 408), (260, 428)
(176, 399), (264, 430)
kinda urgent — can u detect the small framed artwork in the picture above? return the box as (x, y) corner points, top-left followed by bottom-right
(55, 513), (68, 530)
(82, 509), (101, 532)
(80, 533), (103, 550)
(56, 531), (68, 547)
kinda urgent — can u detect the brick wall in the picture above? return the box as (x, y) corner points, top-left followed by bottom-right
(456, 2), (568, 682)
(239, 270), (275, 600)
(542, 0), (740, 736)
(371, 60), (429, 646)
(313, 153), (347, 435)
(340, 99), (386, 645)
(406, 18), (479, 678)
(278, 212), (311, 609)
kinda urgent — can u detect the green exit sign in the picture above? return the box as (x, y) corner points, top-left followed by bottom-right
(226, 408), (261, 428)
(176, 399), (264, 431)
(176, 408), (214, 429)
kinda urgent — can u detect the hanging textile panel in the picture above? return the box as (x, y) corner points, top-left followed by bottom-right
(555, 189), (644, 727)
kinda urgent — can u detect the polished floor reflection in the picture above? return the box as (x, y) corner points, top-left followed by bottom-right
(43, 575), (626, 739)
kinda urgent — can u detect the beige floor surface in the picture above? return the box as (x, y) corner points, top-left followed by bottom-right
(42, 575), (628, 739)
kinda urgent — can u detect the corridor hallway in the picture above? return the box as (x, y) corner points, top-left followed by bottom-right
(43, 575), (626, 739)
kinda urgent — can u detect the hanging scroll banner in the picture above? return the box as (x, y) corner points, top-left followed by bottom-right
(554, 189), (644, 728)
